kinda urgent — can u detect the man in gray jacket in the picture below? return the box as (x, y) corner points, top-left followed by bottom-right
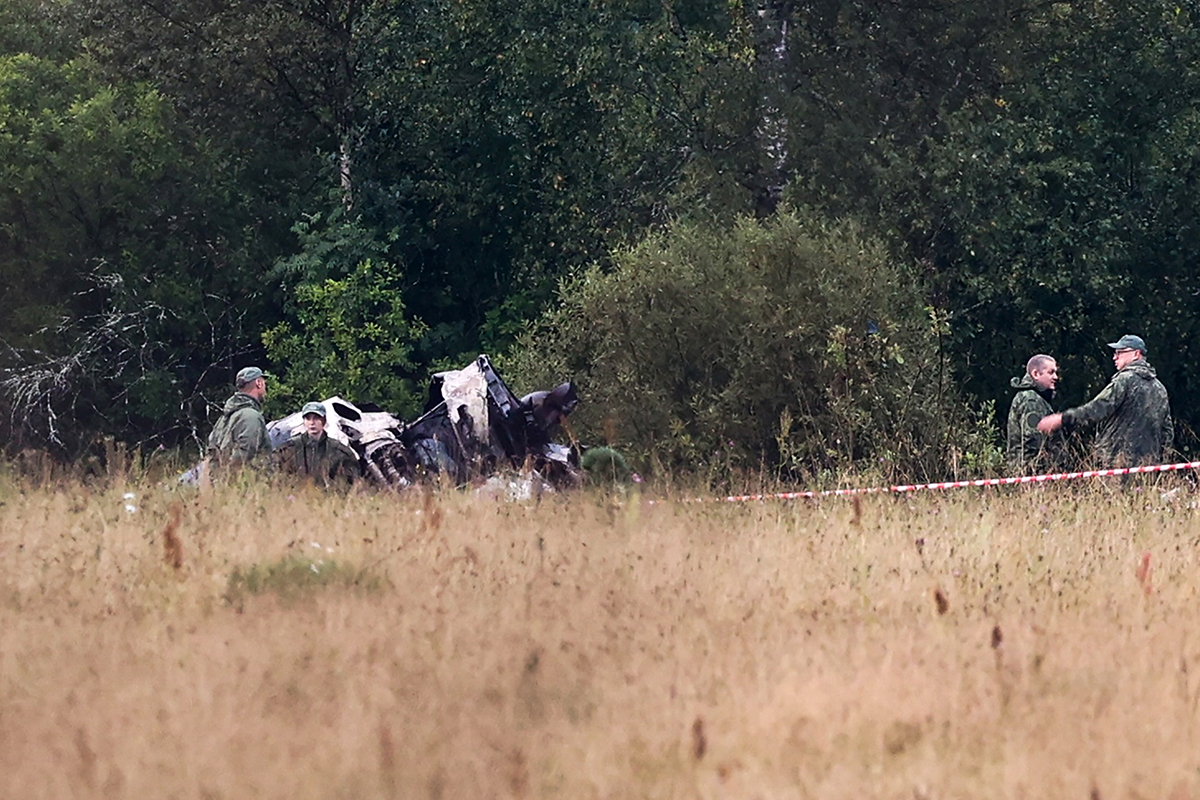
(1038, 334), (1173, 468)
(207, 366), (271, 466)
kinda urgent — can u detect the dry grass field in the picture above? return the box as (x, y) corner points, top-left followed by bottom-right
(2, 467), (1200, 799)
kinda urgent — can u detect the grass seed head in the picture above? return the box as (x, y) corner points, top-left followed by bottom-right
(161, 503), (184, 571)
(934, 588), (949, 615)
(692, 716), (707, 760)
(1136, 552), (1153, 596)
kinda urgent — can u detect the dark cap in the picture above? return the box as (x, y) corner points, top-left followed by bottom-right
(300, 401), (326, 419)
(235, 366), (265, 387)
(1107, 334), (1147, 353)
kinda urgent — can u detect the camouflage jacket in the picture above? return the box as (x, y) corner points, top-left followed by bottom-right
(207, 393), (270, 465)
(1006, 374), (1065, 473)
(277, 431), (360, 487)
(1062, 358), (1173, 468)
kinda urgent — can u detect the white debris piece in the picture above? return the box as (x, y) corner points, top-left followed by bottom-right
(475, 472), (553, 502)
(435, 361), (489, 430)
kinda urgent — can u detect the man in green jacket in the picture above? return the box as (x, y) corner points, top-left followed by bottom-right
(1006, 354), (1066, 473)
(207, 366), (271, 466)
(1038, 334), (1173, 468)
(277, 402), (360, 487)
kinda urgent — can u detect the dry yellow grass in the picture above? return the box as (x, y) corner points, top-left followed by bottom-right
(2, 471), (1199, 799)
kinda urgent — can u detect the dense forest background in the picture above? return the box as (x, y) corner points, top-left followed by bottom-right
(2, 0), (1199, 482)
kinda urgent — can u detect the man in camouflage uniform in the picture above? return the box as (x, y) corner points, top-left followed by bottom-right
(1006, 354), (1066, 473)
(277, 402), (360, 487)
(1038, 334), (1173, 468)
(207, 366), (271, 466)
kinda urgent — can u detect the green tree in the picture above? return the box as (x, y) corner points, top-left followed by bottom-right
(910, 1), (1200, 449)
(74, 0), (379, 210)
(0, 54), (165, 348)
(0, 0), (71, 59)
(506, 210), (997, 481)
(262, 258), (426, 419)
(356, 0), (764, 359)
(0, 52), (281, 453)
(749, 0), (1033, 218)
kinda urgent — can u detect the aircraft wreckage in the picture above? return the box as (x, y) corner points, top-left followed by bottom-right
(264, 355), (618, 491)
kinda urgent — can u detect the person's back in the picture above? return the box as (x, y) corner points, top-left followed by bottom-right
(207, 367), (271, 467)
(519, 382), (579, 446)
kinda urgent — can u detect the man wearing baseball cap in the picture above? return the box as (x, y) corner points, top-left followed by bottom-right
(276, 401), (360, 487)
(1037, 334), (1173, 468)
(206, 366), (271, 466)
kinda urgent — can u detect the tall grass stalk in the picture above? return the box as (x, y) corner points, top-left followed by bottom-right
(2, 472), (1198, 798)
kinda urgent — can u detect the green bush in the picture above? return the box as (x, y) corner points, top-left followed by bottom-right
(505, 210), (999, 483)
(262, 257), (426, 419)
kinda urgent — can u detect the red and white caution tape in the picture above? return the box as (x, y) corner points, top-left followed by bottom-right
(718, 460), (1200, 503)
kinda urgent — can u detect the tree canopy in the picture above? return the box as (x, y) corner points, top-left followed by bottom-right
(2, 0), (1199, 476)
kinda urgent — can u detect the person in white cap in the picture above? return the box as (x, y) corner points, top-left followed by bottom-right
(1038, 334), (1172, 468)
(206, 366), (271, 466)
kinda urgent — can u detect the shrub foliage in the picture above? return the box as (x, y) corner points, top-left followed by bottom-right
(508, 211), (998, 481)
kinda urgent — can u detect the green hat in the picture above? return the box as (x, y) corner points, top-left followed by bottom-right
(1107, 334), (1147, 353)
(300, 401), (326, 419)
(235, 366), (264, 387)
